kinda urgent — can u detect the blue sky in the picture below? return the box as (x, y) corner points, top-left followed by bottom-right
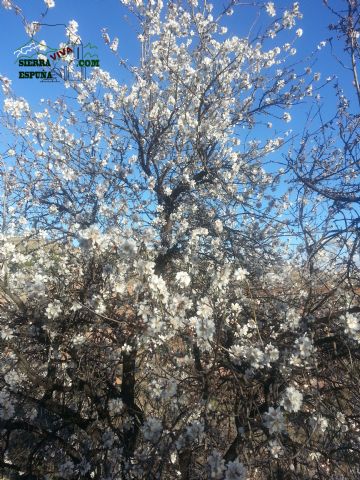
(0, 0), (352, 109)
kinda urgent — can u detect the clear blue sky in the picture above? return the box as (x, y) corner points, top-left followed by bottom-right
(0, 0), (352, 109)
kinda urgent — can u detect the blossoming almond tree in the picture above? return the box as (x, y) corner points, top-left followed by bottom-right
(0, 0), (359, 479)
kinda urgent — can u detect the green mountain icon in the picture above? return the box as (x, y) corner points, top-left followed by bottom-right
(83, 42), (99, 59)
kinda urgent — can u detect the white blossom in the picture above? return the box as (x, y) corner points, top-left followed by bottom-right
(1, 0), (12, 9)
(280, 386), (303, 412)
(4, 97), (30, 119)
(265, 2), (276, 17)
(45, 300), (62, 320)
(343, 312), (360, 335)
(25, 21), (40, 37)
(1, 326), (14, 340)
(233, 267), (249, 282)
(197, 298), (213, 318)
(225, 459), (247, 480)
(268, 439), (283, 458)
(263, 407), (285, 434)
(283, 112), (292, 123)
(175, 271), (191, 288)
(110, 37), (119, 52)
(185, 420), (204, 442)
(142, 417), (162, 443)
(310, 415), (328, 433)
(208, 450), (225, 479)
(214, 219), (223, 233)
(67, 20), (80, 43)
(108, 398), (124, 416)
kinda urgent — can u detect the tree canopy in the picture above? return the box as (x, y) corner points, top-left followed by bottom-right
(0, 1), (359, 479)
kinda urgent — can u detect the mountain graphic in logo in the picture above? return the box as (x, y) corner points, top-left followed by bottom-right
(83, 42), (99, 59)
(14, 39), (58, 62)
